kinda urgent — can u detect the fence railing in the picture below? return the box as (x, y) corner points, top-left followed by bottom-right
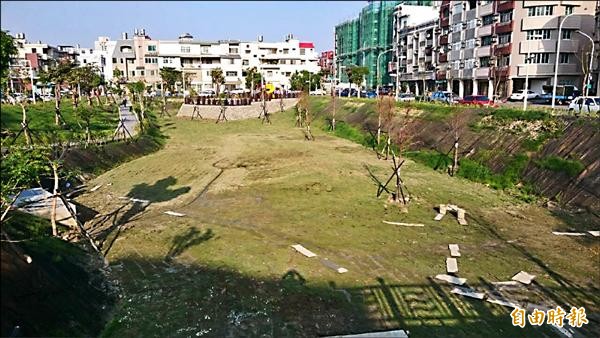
(184, 92), (300, 105)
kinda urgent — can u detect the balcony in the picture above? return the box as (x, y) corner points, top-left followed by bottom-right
(497, 1), (515, 12)
(492, 66), (510, 78)
(476, 46), (491, 57)
(477, 24), (492, 37)
(438, 53), (448, 63)
(441, 17), (450, 27)
(479, 2), (494, 16)
(519, 40), (558, 54)
(494, 43), (512, 56)
(437, 70), (447, 80)
(439, 34), (448, 45)
(495, 21), (513, 35)
(521, 16), (561, 30)
(517, 64), (578, 76)
(474, 67), (490, 78)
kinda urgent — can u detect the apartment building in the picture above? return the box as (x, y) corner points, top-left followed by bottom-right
(12, 33), (65, 72)
(435, 0), (596, 99)
(319, 51), (334, 74)
(392, 4), (440, 95)
(156, 33), (318, 92)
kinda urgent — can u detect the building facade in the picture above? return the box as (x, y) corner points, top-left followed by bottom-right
(392, 4), (440, 95)
(435, 0), (596, 99)
(318, 50), (334, 75)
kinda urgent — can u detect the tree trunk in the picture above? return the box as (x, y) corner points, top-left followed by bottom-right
(50, 162), (59, 237)
(54, 85), (61, 126)
(452, 139), (459, 177)
(95, 89), (101, 105)
(20, 103), (32, 146)
(377, 114), (382, 145)
(85, 122), (91, 144)
(139, 93), (145, 120)
(72, 92), (78, 109)
(86, 93), (93, 106)
(332, 96), (336, 131)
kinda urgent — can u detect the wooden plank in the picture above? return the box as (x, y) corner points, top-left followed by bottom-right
(291, 244), (317, 258)
(589, 230), (600, 237)
(448, 244), (461, 257)
(434, 213), (445, 221)
(90, 184), (102, 192)
(446, 258), (458, 273)
(164, 211), (185, 217)
(320, 258), (348, 273)
(512, 271), (536, 285)
(486, 297), (520, 308)
(435, 274), (466, 285)
(323, 329), (409, 338)
(451, 287), (485, 300)
(492, 281), (520, 286)
(382, 220), (425, 227)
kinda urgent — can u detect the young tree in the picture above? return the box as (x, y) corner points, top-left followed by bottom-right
(38, 60), (75, 125)
(376, 95), (395, 146)
(447, 112), (468, 176)
(244, 67), (262, 97)
(346, 66), (369, 98)
(0, 30), (17, 91)
(210, 67), (224, 95)
(127, 81), (146, 128)
(159, 67), (181, 109)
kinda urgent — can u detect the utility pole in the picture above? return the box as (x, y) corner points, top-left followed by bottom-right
(576, 30), (594, 98)
(551, 13), (575, 109)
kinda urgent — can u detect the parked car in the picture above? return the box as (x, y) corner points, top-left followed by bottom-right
(568, 97), (600, 114)
(430, 91), (457, 104)
(363, 90), (377, 99)
(310, 89), (326, 96)
(199, 90), (216, 97)
(340, 88), (358, 97)
(458, 95), (497, 107)
(396, 93), (416, 102)
(229, 88), (249, 95)
(538, 85), (580, 105)
(509, 90), (539, 101)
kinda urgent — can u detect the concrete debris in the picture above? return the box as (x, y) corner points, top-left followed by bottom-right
(451, 287), (485, 299)
(382, 221), (424, 227)
(486, 297), (520, 308)
(588, 231), (600, 237)
(552, 231), (586, 236)
(24, 255), (32, 264)
(320, 258), (348, 273)
(434, 204), (467, 225)
(512, 271), (536, 285)
(446, 258), (458, 274)
(291, 244), (317, 258)
(120, 196), (150, 204)
(492, 281), (520, 287)
(435, 274), (467, 285)
(13, 188), (77, 227)
(448, 244), (461, 257)
(323, 329), (409, 338)
(164, 211), (186, 217)
(90, 184), (103, 192)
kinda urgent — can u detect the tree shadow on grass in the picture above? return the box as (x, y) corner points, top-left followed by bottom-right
(165, 227), (214, 261)
(126, 176), (190, 203)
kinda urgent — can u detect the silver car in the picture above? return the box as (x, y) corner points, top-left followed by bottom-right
(568, 97), (600, 114)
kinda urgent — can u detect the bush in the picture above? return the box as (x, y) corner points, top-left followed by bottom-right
(331, 121), (375, 148)
(535, 156), (585, 177)
(404, 150), (452, 171)
(487, 108), (550, 122)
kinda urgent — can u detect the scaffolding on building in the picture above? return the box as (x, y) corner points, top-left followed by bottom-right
(335, 1), (435, 89)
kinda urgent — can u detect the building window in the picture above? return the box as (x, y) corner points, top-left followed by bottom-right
(497, 55), (510, 67)
(201, 46), (209, 53)
(527, 29), (551, 40)
(285, 72), (291, 76)
(467, 19), (477, 29)
(121, 58), (125, 64)
(453, 60), (460, 70)
(148, 45), (157, 52)
(242, 59), (249, 65)
(245, 50), (251, 54)
(559, 53), (570, 64)
(464, 59), (474, 69)
(149, 70), (155, 76)
(83, 59), (87, 64)
(453, 23), (462, 32)
(112, 58), (117, 63)
(300, 49), (306, 55)
(181, 46), (191, 53)
(562, 29), (573, 39)
(498, 33), (511, 44)
(482, 14), (494, 26)
(130, 71), (135, 76)
(226, 71), (237, 76)
(229, 47), (238, 54)
(481, 35), (493, 46)
(528, 5), (553, 17)
(452, 3), (462, 14)
(283, 48), (289, 54)
(267, 71), (273, 76)
(565, 5), (574, 15)
(453, 42), (461, 50)
(229, 59), (234, 65)
(526, 53), (550, 64)
(479, 56), (490, 67)
(301, 60), (306, 65)
(466, 39), (475, 49)
(499, 11), (512, 23)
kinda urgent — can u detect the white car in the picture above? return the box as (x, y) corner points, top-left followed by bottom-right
(509, 90), (539, 101)
(199, 90), (216, 97)
(229, 88), (249, 95)
(396, 93), (416, 102)
(310, 89), (326, 96)
(568, 97), (600, 114)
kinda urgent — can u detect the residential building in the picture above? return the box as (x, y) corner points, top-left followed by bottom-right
(319, 50), (334, 75)
(435, 0), (596, 99)
(156, 33), (318, 92)
(392, 4), (440, 95)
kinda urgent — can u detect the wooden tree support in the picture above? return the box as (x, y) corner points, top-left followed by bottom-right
(261, 101), (271, 124)
(216, 104), (228, 123)
(190, 105), (203, 120)
(112, 119), (133, 141)
(376, 152), (410, 205)
(279, 95), (285, 112)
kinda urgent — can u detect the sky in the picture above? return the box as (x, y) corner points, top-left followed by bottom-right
(1, 1), (367, 51)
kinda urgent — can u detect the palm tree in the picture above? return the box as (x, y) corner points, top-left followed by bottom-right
(210, 68), (224, 95)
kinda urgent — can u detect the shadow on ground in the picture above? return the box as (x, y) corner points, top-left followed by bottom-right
(126, 176), (190, 202)
(100, 252), (600, 338)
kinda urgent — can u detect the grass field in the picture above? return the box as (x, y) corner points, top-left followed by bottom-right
(1, 100), (121, 143)
(75, 106), (599, 337)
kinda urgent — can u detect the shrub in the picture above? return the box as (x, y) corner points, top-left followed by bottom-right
(535, 156), (585, 177)
(404, 150), (452, 171)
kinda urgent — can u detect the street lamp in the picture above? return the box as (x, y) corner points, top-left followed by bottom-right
(376, 47), (395, 97)
(551, 12), (575, 109)
(576, 30), (594, 98)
